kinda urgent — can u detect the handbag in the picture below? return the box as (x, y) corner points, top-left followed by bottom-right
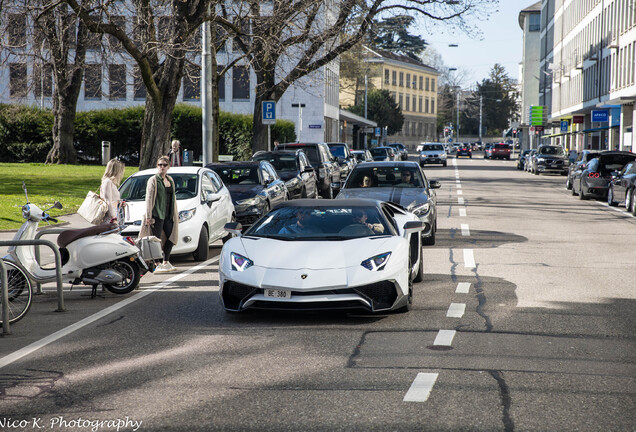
(136, 236), (163, 261)
(77, 189), (109, 225)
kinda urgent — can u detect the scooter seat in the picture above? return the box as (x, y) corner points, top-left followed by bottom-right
(57, 223), (118, 249)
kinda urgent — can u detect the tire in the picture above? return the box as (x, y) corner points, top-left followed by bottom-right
(0, 261), (33, 325)
(193, 225), (209, 261)
(413, 250), (424, 283)
(422, 220), (436, 246)
(579, 181), (587, 200)
(301, 186), (307, 198)
(396, 267), (413, 313)
(104, 259), (141, 295)
(442, 162), (447, 167)
(607, 187), (617, 206)
(630, 188), (636, 216)
(566, 176), (572, 190)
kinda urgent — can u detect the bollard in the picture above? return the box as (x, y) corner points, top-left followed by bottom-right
(101, 141), (111, 165)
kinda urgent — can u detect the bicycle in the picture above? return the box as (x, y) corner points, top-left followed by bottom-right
(0, 260), (33, 325)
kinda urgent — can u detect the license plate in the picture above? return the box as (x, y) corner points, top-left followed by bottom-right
(264, 289), (291, 299)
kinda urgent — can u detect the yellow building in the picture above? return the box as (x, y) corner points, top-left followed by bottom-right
(340, 46), (440, 150)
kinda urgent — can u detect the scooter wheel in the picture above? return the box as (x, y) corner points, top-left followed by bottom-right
(104, 259), (141, 295)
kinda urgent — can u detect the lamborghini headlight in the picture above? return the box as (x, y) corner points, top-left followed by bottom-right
(230, 252), (253, 271)
(361, 252), (391, 271)
(179, 208), (196, 223)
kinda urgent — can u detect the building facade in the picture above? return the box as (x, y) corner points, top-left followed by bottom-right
(339, 47), (439, 150)
(538, 0), (635, 152)
(518, 2), (542, 149)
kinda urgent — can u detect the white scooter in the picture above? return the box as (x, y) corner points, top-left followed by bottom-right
(4, 182), (149, 298)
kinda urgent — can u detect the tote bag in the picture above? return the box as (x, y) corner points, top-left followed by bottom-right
(77, 190), (108, 224)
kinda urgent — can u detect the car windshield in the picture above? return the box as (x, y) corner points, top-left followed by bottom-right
(119, 173), (199, 201)
(347, 166), (424, 188)
(353, 152), (366, 161)
(280, 145), (320, 165)
(538, 146), (566, 156)
(422, 145), (444, 151)
(328, 145), (347, 158)
(370, 148), (388, 156)
(253, 154), (298, 172)
(244, 205), (391, 240)
(212, 166), (260, 185)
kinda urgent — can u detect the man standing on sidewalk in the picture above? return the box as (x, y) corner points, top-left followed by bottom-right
(168, 140), (182, 167)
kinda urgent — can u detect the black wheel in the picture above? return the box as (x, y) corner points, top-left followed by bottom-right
(413, 250), (424, 283)
(103, 259), (141, 295)
(422, 220), (436, 246)
(442, 162), (447, 167)
(222, 214), (236, 244)
(396, 266), (413, 313)
(0, 261), (33, 325)
(630, 189), (636, 216)
(301, 186), (307, 198)
(193, 225), (209, 261)
(607, 187), (617, 206)
(579, 181), (587, 200)
(566, 176), (572, 190)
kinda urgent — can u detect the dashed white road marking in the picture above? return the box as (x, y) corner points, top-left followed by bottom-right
(461, 224), (470, 236)
(403, 373), (439, 402)
(458, 197), (465, 205)
(446, 303), (466, 318)
(456, 282), (471, 293)
(459, 208), (467, 217)
(457, 189), (463, 195)
(434, 329), (457, 346)
(463, 249), (476, 268)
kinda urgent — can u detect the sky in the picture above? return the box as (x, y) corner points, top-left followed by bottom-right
(422, 0), (531, 87)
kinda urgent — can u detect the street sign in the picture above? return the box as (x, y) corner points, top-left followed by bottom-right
(560, 120), (569, 132)
(262, 101), (276, 125)
(528, 105), (546, 126)
(591, 110), (608, 122)
(374, 127), (381, 137)
(363, 127), (375, 133)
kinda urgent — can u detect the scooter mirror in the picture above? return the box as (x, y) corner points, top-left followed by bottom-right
(53, 201), (63, 210)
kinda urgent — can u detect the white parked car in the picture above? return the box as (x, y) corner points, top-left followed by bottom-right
(118, 166), (235, 261)
(218, 199), (425, 313)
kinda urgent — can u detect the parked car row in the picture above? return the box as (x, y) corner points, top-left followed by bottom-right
(519, 145), (569, 175)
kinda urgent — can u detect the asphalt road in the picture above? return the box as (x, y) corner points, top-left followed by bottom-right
(1, 154), (634, 431)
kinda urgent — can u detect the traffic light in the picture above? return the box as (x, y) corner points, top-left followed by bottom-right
(444, 127), (449, 135)
(512, 128), (517, 137)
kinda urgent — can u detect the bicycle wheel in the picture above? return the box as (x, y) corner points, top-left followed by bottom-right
(0, 261), (33, 325)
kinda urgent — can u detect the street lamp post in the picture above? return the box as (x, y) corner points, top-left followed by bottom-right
(364, 73), (368, 150)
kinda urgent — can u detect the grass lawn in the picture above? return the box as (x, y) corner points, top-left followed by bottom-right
(0, 163), (139, 231)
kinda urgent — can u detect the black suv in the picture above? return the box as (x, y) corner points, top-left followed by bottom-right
(531, 145), (568, 175)
(277, 142), (341, 199)
(251, 149), (319, 199)
(326, 142), (357, 181)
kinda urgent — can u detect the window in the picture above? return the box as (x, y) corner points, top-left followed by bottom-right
(419, 76), (423, 90)
(7, 14), (26, 47)
(109, 16), (126, 51)
(425, 98), (429, 113)
(431, 99), (435, 114)
(183, 64), (200, 101)
(399, 72), (404, 87)
(418, 96), (423, 113)
(217, 65), (225, 100)
(406, 73), (411, 88)
(9, 63), (27, 97)
(405, 95), (410, 112)
(385, 69), (390, 85)
(86, 16), (102, 50)
(33, 63), (53, 98)
(109, 64), (126, 100)
(529, 13), (540, 31)
(232, 65), (250, 100)
(392, 71), (397, 85)
(133, 67), (146, 100)
(398, 93), (403, 108)
(425, 77), (429, 91)
(431, 78), (436, 92)
(84, 64), (102, 99)
(232, 18), (251, 51)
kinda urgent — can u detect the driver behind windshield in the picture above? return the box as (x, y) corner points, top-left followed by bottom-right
(352, 208), (384, 234)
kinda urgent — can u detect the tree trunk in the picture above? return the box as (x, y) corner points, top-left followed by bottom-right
(251, 71), (278, 153)
(46, 94), (79, 164)
(139, 91), (179, 169)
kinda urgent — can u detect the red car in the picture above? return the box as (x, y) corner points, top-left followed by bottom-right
(491, 143), (512, 160)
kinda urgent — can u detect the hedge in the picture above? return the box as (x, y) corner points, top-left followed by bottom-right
(0, 103), (296, 164)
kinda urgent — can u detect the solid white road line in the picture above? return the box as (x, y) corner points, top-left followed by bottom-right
(447, 303), (466, 318)
(459, 208), (467, 217)
(461, 224), (470, 236)
(434, 329), (456, 346)
(456, 282), (471, 293)
(463, 249), (476, 268)
(0, 256), (221, 371)
(403, 373), (439, 402)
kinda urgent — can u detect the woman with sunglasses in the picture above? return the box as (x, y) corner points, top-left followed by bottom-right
(139, 156), (179, 273)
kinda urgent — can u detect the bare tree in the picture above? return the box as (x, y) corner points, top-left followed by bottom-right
(230, 0), (494, 153)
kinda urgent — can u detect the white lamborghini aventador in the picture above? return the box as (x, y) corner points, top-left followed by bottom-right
(218, 198), (426, 313)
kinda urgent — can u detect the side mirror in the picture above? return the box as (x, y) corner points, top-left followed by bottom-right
(224, 222), (243, 237)
(205, 192), (221, 204)
(304, 166), (315, 173)
(403, 220), (426, 237)
(429, 180), (441, 189)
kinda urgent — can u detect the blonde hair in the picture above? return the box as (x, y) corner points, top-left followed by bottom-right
(103, 159), (125, 186)
(157, 156), (170, 166)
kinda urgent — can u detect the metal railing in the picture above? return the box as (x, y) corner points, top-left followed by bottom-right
(1, 260), (9, 335)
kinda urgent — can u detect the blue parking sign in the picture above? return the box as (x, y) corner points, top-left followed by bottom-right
(262, 101), (276, 125)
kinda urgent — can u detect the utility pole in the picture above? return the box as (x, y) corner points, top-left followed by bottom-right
(479, 95), (483, 144)
(456, 91), (460, 144)
(364, 73), (368, 150)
